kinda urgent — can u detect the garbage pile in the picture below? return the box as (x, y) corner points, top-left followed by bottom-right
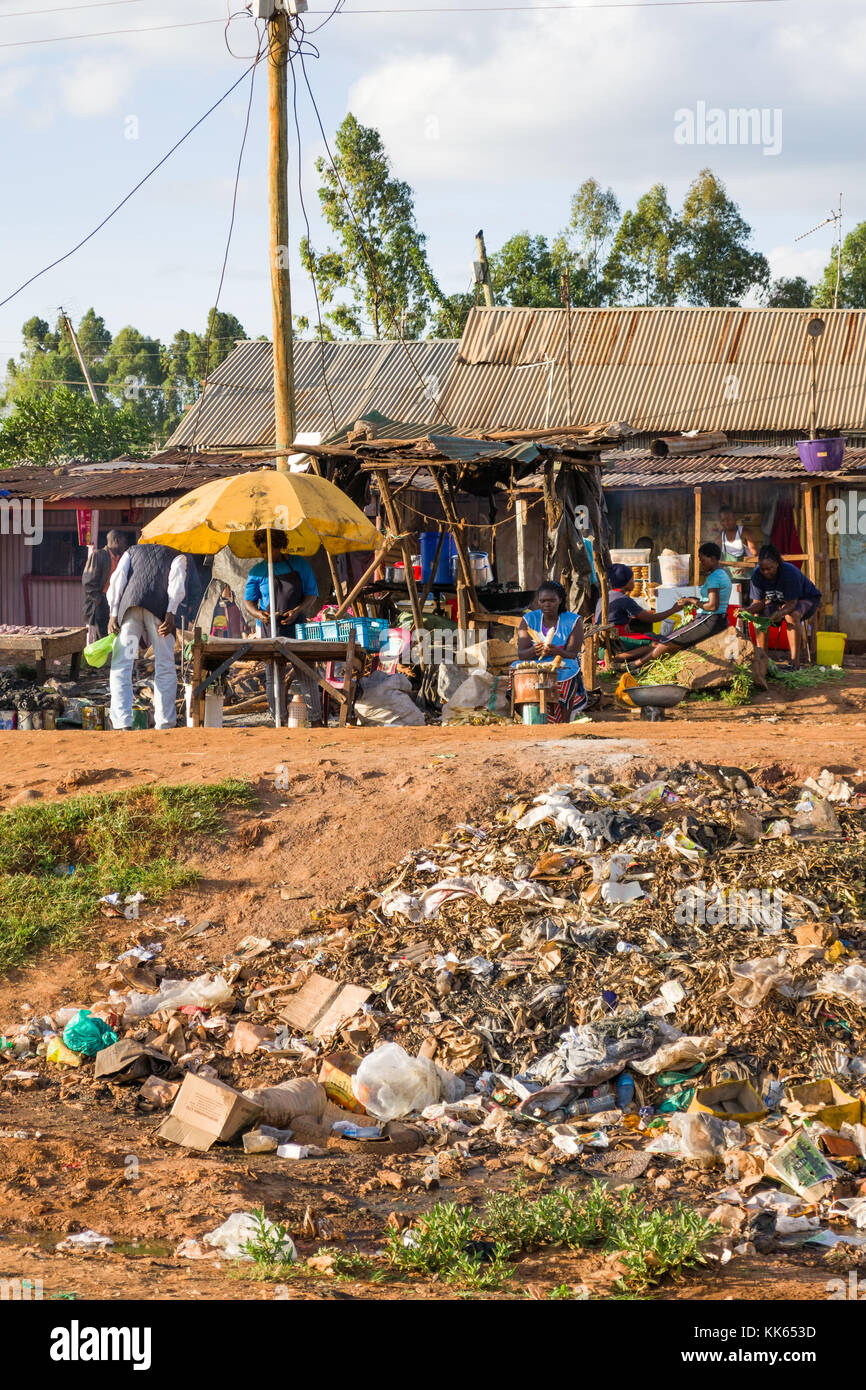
(5, 759), (866, 1262)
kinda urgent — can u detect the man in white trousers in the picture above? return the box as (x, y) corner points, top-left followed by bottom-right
(107, 543), (188, 730)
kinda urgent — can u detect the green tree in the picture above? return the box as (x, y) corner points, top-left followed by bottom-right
(673, 169), (769, 305)
(606, 185), (680, 306)
(302, 113), (442, 338)
(489, 233), (565, 307)
(76, 308), (112, 363)
(814, 223), (866, 308)
(427, 290), (476, 338)
(560, 179), (621, 305)
(765, 275), (814, 308)
(0, 386), (150, 467)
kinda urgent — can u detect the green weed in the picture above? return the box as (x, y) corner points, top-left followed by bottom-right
(0, 778), (253, 970)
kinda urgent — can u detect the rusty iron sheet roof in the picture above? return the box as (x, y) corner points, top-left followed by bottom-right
(0, 454), (254, 502)
(163, 338), (459, 450)
(438, 306), (866, 434)
(602, 445), (866, 488)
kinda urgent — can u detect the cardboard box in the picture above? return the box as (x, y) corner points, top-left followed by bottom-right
(279, 973), (371, 1040)
(785, 1079), (862, 1131)
(688, 1079), (767, 1124)
(158, 1073), (262, 1152)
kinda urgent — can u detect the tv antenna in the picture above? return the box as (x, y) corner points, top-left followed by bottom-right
(795, 194), (843, 308)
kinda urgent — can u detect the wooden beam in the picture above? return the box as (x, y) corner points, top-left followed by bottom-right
(374, 468), (426, 633)
(332, 536), (404, 618)
(693, 486), (702, 585)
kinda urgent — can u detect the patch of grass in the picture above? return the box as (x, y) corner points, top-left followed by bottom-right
(385, 1179), (716, 1294)
(720, 664), (755, 706)
(0, 778), (253, 970)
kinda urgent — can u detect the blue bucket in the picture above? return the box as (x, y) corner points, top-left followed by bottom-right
(420, 531), (457, 585)
(797, 437), (846, 472)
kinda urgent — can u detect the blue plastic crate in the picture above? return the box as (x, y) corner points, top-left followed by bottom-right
(295, 621), (322, 640)
(318, 619), (343, 642)
(337, 617), (389, 649)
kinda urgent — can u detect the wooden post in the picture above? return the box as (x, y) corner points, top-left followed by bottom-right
(804, 480), (818, 653)
(475, 230), (494, 308)
(375, 469), (425, 633)
(693, 486), (703, 584)
(306, 456), (345, 606)
(268, 10), (296, 472)
(191, 627), (203, 729)
(516, 499), (528, 590)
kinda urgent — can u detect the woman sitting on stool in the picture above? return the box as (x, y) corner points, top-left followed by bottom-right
(514, 581), (587, 723)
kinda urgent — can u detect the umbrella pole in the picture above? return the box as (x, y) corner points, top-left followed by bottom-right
(266, 527), (282, 728)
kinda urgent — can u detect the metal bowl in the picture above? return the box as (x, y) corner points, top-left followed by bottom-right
(626, 683), (689, 709)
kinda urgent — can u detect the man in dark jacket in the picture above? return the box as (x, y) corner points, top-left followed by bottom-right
(82, 530), (129, 641)
(107, 543), (188, 729)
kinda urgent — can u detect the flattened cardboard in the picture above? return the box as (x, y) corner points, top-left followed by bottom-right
(158, 1073), (261, 1152)
(279, 973), (371, 1039)
(94, 1039), (173, 1082)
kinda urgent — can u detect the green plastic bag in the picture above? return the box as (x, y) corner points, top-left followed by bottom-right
(62, 1009), (117, 1057)
(83, 634), (117, 668)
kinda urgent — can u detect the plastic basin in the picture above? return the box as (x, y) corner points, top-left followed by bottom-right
(797, 438), (846, 472)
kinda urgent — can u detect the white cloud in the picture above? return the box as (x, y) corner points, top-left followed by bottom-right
(60, 58), (133, 118)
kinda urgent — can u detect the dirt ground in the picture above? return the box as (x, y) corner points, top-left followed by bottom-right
(2, 690), (866, 1301)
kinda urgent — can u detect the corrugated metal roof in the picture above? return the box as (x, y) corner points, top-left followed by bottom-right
(602, 446), (866, 489)
(0, 455), (253, 501)
(438, 306), (866, 434)
(163, 338), (459, 450)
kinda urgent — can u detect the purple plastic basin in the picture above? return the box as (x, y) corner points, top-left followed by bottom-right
(797, 437), (846, 472)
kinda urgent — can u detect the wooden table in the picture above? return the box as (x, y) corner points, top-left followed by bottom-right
(188, 630), (361, 728)
(0, 626), (87, 681)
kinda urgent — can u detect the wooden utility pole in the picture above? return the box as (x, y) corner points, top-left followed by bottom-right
(475, 230), (494, 308)
(59, 311), (99, 405)
(268, 9), (296, 472)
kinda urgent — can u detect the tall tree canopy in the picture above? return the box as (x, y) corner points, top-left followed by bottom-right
(673, 169), (769, 306)
(559, 178), (621, 306)
(606, 184), (680, 306)
(301, 113), (442, 338)
(489, 233), (565, 307)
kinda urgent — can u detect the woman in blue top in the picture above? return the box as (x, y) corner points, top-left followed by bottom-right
(627, 542), (731, 669)
(744, 543), (821, 668)
(514, 581), (587, 722)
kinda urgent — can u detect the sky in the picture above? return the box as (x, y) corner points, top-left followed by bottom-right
(0, 0), (863, 375)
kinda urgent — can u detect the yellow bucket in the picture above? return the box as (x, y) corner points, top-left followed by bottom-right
(816, 631), (846, 666)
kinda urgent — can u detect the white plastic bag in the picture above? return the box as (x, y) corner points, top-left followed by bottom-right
(203, 1211), (296, 1262)
(119, 974), (233, 1020)
(816, 963), (866, 1008)
(352, 1042), (464, 1120)
(728, 953), (794, 1009)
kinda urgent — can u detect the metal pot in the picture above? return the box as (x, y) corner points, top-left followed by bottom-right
(451, 551), (494, 587)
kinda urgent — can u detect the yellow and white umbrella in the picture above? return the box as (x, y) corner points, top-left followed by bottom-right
(140, 469), (379, 728)
(139, 468), (378, 557)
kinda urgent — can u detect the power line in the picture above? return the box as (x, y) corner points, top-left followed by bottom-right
(289, 31), (339, 433)
(0, 0), (809, 44)
(0, 57), (260, 312)
(188, 30), (265, 461)
(0, 0), (146, 17)
(0, 16), (224, 48)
